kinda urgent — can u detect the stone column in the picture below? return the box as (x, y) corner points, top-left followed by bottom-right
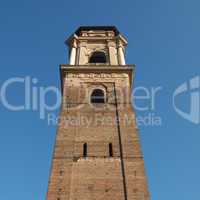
(78, 42), (88, 65)
(69, 39), (77, 65)
(118, 41), (126, 65)
(107, 41), (118, 65)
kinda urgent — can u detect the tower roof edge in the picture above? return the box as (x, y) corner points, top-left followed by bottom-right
(75, 26), (120, 36)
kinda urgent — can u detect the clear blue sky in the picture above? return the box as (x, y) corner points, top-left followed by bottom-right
(0, 0), (200, 199)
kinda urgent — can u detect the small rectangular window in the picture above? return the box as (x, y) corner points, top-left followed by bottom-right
(83, 143), (87, 157)
(109, 143), (113, 157)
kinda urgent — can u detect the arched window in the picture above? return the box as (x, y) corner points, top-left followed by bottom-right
(89, 51), (107, 63)
(91, 89), (105, 103)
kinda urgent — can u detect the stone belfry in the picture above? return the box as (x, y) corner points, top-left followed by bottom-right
(46, 26), (150, 200)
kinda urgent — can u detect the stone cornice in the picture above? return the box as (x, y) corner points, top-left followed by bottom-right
(59, 64), (135, 93)
(66, 36), (127, 47)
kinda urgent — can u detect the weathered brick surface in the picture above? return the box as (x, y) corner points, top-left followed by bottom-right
(46, 69), (150, 200)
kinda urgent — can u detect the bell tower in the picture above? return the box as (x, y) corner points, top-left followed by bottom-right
(46, 26), (150, 200)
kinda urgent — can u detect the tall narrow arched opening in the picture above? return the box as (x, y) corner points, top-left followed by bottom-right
(109, 143), (113, 157)
(83, 143), (87, 157)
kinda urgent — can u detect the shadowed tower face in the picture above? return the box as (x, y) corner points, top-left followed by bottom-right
(46, 26), (150, 200)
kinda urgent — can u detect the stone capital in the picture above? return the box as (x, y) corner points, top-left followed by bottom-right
(71, 39), (78, 48)
(117, 40), (124, 48)
(78, 41), (87, 48)
(107, 40), (117, 48)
